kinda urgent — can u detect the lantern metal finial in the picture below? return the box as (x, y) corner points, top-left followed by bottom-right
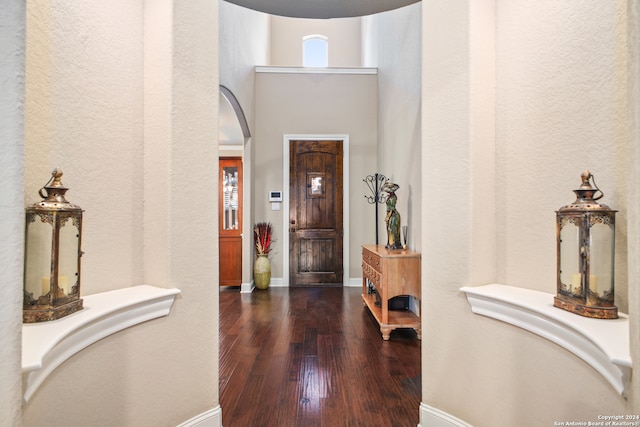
(38, 168), (73, 206)
(554, 170), (618, 319)
(573, 170), (603, 202)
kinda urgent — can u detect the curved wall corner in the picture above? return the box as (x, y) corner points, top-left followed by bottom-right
(460, 284), (631, 397)
(418, 403), (473, 427)
(22, 285), (180, 402)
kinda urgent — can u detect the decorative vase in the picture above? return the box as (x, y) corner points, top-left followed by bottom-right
(254, 254), (271, 289)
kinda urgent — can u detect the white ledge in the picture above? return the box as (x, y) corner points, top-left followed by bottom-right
(22, 285), (180, 403)
(460, 284), (631, 397)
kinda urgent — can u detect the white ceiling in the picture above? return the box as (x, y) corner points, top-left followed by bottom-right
(222, 0), (421, 19)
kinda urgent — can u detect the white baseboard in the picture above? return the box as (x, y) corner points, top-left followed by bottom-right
(347, 277), (361, 287)
(240, 281), (253, 293)
(419, 403), (473, 427)
(177, 406), (222, 427)
(266, 277), (285, 287)
(241, 277), (361, 291)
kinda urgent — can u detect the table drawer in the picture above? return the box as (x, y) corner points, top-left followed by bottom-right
(362, 261), (381, 287)
(362, 248), (382, 274)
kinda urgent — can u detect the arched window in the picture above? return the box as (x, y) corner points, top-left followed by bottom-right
(303, 35), (328, 67)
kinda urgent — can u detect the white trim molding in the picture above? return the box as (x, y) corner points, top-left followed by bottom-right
(256, 66), (377, 75)
(419, 403), (474, 427)
(240, 277), (287, 293)
(283, 134), (350, 287)
(460, 284), (631, 397)
(22, 285), (180, 402)
(243, 277), (360, 291)
(240, 281), (254, 293)
(177, 406), (222, 427)
(347, 277), (362, 287)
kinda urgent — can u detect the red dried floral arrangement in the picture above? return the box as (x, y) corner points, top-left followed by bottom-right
(254, 222), (274, 256)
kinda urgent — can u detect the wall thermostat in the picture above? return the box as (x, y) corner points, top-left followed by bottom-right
(269, 191), (282, 202)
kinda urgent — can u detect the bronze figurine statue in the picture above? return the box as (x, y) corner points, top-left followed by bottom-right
(383, 182), (402, 249)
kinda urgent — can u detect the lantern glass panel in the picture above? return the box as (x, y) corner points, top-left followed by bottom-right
(58, 216), (80, 296)
(559, 219), (581, 296)
(588, 219), (614, 304)
(25, 215), (53, 299)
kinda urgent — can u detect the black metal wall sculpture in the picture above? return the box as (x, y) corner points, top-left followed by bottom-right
(363, 173), (389, 245)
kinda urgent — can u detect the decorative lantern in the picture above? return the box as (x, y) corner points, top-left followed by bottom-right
(23, 168), (84, 323)
(554, 170), (618, 319)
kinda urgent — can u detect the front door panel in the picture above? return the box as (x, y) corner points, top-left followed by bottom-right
(289, 140), (343, 286)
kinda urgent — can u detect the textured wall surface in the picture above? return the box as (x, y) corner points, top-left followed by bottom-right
(0, 1), (27, 425)
(24, 0), (145, 295)
(219, 1), (268, 131)
(21, 0), (220, 425)
(422, 1), (639, 426)
(626, 0), (640, 415)
(362, 3), (422, 252)
(495, 1), (630, 311)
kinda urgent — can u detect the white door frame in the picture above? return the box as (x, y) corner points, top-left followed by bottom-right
(282, 134), (350, 286)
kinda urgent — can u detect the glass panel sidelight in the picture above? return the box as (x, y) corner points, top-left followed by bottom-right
(223, 166), (239, 230)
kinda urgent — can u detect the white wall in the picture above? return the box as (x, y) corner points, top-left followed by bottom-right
(629, 0), (640, 419)
(362, 3), (422, 251)
(24, 1), (145, 295)
(495, 1), (629, 311)
(219, 1), (269, 129)
(254, 70), (377, 279)
(144, 0), (172, 288)
(21, 1), (220, 425)
(270, 16), (362, 67)
(421, 1), (639, 426)
(0, 1), (27, 425)
(219, 1), (269, 287)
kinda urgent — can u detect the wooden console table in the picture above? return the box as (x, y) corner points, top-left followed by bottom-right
(361, 244), (421, 340)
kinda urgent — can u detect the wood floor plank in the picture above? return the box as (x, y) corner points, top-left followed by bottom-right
(219, 287), (420, 427)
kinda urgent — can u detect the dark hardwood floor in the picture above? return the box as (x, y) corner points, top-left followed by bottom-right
(219, 286), (421, 427)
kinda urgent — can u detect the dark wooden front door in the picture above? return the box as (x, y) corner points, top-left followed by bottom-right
(289, 140), (343, 286)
